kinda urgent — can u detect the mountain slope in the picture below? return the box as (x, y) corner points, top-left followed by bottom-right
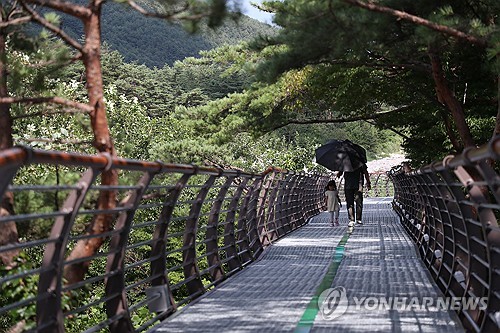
(56, 2), (275, 68)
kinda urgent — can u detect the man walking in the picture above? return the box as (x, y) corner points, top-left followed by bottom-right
(338, 164), (371, 227)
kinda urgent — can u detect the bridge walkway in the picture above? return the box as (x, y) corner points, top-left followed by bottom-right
(151, 198), (463, 333)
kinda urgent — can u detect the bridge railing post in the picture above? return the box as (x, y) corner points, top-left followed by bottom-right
(222, 176), (249, 273)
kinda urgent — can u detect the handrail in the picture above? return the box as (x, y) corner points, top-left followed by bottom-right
(0, 146), (329, 332)
(388, 136), (500, 333)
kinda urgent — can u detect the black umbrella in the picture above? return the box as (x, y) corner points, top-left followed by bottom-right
(315, 139), (366, 172)
(344, 139), (367, 163)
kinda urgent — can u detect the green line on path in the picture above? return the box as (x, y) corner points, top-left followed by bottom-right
(294, 231), (351, 333)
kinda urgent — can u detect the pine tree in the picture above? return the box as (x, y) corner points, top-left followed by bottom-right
(251, 0), (498, 157)
(0, 0), (237, 288)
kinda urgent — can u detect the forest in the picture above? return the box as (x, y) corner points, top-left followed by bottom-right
(48, 0), (277, 68)
(0, 0), (498, 331)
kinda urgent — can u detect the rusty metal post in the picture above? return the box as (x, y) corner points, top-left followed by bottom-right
(246, 177), (265, 259)
(264, 172), (281, 243)
(206, 176), (235, 283)
(37, 168), (99, 333)
(149, 173), (191, 316)
(224, 177), (249, 272)
(105, 171), (155, 333)
(182, 175), (217, 297)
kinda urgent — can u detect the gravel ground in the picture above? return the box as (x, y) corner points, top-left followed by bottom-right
(366, 154), (407, 173)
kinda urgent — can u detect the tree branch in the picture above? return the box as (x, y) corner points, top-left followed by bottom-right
(18, 137), (93, 145)
(22, 0), (91, 18)
(12, 108), (90, 120)
(439, 109), (461, 151)
(342, 0), (488, 47)
(364, 119), (410, 140)
(319, 57), (431, 74)
(428, 45), (474, 147)
(27, 53), (82, 68)
(495, 72), (500, 139)
(0, 2), (31, 27)
(267, 105), (414, 132)
(21, 3), (83, 52)
(0, 16), (31, 27)
(0, 96), (93, 112)
(127, 0), (191, 19)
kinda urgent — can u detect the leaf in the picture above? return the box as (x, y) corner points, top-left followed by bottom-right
(438, 6), (454, 16)
(43, 12), (61, 26)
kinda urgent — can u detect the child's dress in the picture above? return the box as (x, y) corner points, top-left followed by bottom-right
(325, 190), (340, 225)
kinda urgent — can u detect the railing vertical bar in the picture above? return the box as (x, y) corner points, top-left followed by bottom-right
(256, 171), (275, 247)
(206, 175), (235, 284)
(37, 168), (99, 333)
(183, 174), (217, 296)
(273, 173), (287, 237)
(282, 173), (298, 232)
(264, 172), (281, 243)
(288, 174), (301, 228)
(246, 177), (265, 258)
(224, 177), (249, 272)
(150, 173), (191, 316)
(105, 171), (156, 333)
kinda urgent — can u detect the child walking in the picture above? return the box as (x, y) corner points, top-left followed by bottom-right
(324, 180), (341, 226)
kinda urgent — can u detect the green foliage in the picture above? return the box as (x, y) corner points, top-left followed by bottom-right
(0, 250), (78, 332)
(0, 253), (39, 331)
(171, 56), (251, 100)
(105, 85), (155, 159)
(234, 0), (499, 163)
(8, 1), (407, 175)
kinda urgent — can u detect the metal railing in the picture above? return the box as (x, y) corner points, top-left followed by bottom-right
(389, 137), (500, 332)
(337, 171), (394, 199)
(0, 147), (329, 333)
(5, 141), (497, 333)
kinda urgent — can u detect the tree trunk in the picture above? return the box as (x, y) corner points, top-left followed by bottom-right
(428, 46), (475, 148)
(63, 1), (118, 285)
(0, 32), (20, 268)
(439, 110), (461, 152)
(0, 35), (13, 149)
(494, 71), (500, 139)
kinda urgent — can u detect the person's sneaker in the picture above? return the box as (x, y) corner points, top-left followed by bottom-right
(335, 222), (340, 226)
(356, 221), (363, 225)
(348, 221), (355, 227)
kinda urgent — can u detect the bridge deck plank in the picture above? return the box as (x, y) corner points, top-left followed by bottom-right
(151, 198), (463, 333)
